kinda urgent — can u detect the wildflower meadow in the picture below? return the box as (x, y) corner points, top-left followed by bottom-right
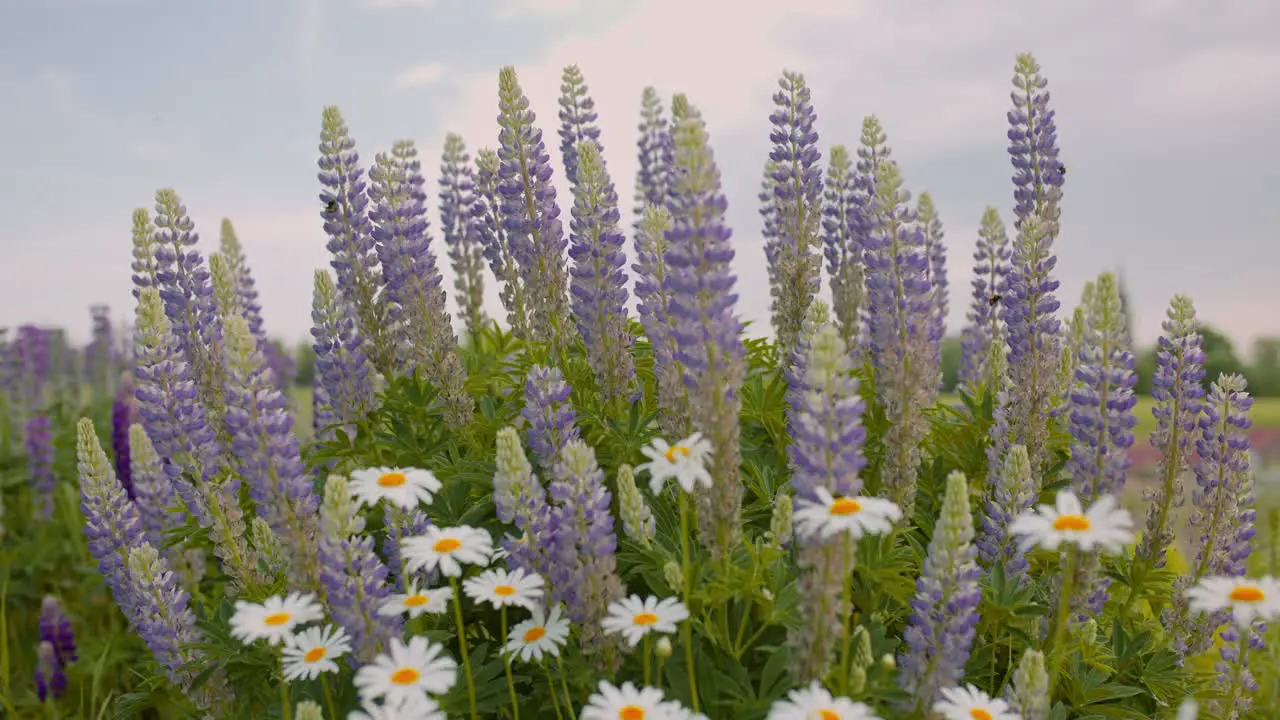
(4, 52), (1280, 719)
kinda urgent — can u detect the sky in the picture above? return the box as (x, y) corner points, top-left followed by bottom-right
(2, 0), (1278, 354)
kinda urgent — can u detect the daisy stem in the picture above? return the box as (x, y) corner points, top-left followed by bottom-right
(679, 492), (700, 713)
(321, 674), (338, 720)
(502, 606), (520, 720)
(557, 655), (577, 720)
(1045, 546), (1079, 695)
(449, 577), (479, 720)
(643, 635), (652, 686)
(543, 663), (565, 720)
(279, 673), (291, 720)
(838, 537), (855, 695)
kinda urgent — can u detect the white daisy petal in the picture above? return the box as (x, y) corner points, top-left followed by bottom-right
(580, 681), (668, 720)
(1185, 575), (1280, 629)
(793, 491), (902, 541)
(601, 595), (689, 647)
(765, 681), (881, 720)
(378, 581), (453, 618)
(463, 568), (545, 610)
(228, 592), (324, 646)
(506, 605), (572, 663)
(281, 624), (351, 681)
(932, 684), (1020, 720)
(349, 467), (442, 510)
(1009, 490), (1135, 556)
(401, 526), (493, 578)
(347, 694), (445, 720)
(636, 433), (714, 496)
(353, 637), (457, 708)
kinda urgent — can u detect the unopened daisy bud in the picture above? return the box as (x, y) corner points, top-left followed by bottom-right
(769, 494), (793, 548)
(881, 653), (895, 669)
(1006, 649), (1049, 720)
(295, 700), (324, 720)
(663, 561), (683, 593)
(655, 636), (673, 658)
(616, 464), (655, 547)
(1176, 698), (1198, 720)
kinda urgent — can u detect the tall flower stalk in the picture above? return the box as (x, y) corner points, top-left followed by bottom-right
(557, 64), (602, 188)
(309, 270), (378, 439)
(632, 205), (689, 436)
(959, 208), (1010, 390)
(473, 147), (528, 337)
(917, 192), (948, 348)
(821, 145), (864, 350)
(633, 87), (670, 230)
(439, 133), (487, 339)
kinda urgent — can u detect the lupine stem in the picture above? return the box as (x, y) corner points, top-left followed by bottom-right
(450, 577), (479, 720)
(679, 492), (701, 712)
(1045, 547), (1079, 694)
(502, 606), (520, 720)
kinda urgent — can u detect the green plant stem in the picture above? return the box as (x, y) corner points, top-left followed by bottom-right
(557, 656), (577, 720)
(321, 675), (338, 720)
(449, 577), (479, 720)
(502, 606), (520, 720)
(679, 492), (701, 713)
(838, 538), (855, 695)
(643, 635), (652, 686)
(1044, 546), (1079, 694)
(543, 664), (565, 720)
(279, 669), (291, 720)
(1221, 630), (1251, 716)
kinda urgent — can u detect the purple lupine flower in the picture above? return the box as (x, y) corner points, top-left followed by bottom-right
(958, 208), (1011, 390)
(13, 325), (52, 425)
(368, 140), (471, 428)
(310, 270), (377, 439)
(761, 159), (784, 311)
(767, 70), (823, 363)
(662, 93), (689, 209)
(544, 439), (624, 656)
(917, 192), (948, 347)
(318, 474), (401, 662)
(125, 542), (211, 696)
(222, 315), (322, 590)
(1136, 296), (1206, 568)
(1009, 53), (1065, 235)
(821, 145), (864, 350)
(633, 86), (670, 231)
(130, 208), (160, 298)
(439, 133), (488, 339)
(521, 365), (581, 471)
(557, 64), (602, 187)
(632, 204), (690, 437)
(151, 188), (226, 425)
(665, 102), (747, 559)
(567, 140), (637, 406)
(318, 106), (391, 374)
(26, 414), (55, 520)
(39, 596), (76, 665)
(786, 321), (866, 503)
(217, 219), (265, 338)
(899, 471), (982, 711)
(85, 304), (116, 399)
(492, 427), (554, 578)
(473, 147), (528, 337)
(77, 417), (146, 619)
(312, 377), (338, 442)
(383, 505), (432, 592)
(496, 66), (576, 356)
(111, 375), (137, 500)
(863, 156), (937, 518)
(978, 443), (1036, 577)
(128, 423), (181, 551)
(1214, 622), (1264, 717)
(35, 641), (65, 702)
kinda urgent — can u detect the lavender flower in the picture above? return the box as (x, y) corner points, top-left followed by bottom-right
(789, 536), (851, 683)
(633, 87), (670, 229)
(492, 426), (552, 577)
(631, 204), (689, 436)
(1136, 296), (1206, 568)
(899, 471), (982, 710)
(126, 542), (212, 698)
(318, 474), (401, 661)
(1009, 53), (1065, 235)
(497, 66), (576, 355)
(439, 133), (488, 339)
(77, 417), (145, 618)
(217, 219), (266, 339)
(368, 140), (471, 428)
(665, 101), (747, 559)
(557, 64), (602, 187)
(959, 208), (1010, 390)
(318, 106), (391, 374)
(39, 596), (76, 665)
(26, 414), (55, 520)
(863, 157), (937, 518)
(1214, 622), (1264, 718)
(786, 322), (866, 502)
(222, 315), (322, 590)
(130, 208), (160, 298)
(85, 304), (116, 399)
(128, 423), (181, 551)
(473, 147), (528, 337)
(615, 464), (655, 548)
(821, 145), (864, 350)
(35, 641), (65, 702)
(917, 192), (948, 347)
(978, 443), (1036, 576)
(310, 270), (378, 439)
(1006, 649), (1049, 720)
(110, 376), (137, 500)
(383, 505), (431, 592)
(567, 140), (637, 406)
(521, 365), (581, 471)
(767, 71), (823, 364)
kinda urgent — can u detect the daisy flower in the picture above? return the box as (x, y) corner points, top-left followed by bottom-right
(506, 605), (571, 662)
(1008, 491), (1135, 555)
(661, 700), (711, 720)
(1185, 575), (1280, 628)
(281, 624), (351, 681)
(932, 684), (1020, 720)
(348, 695), (445, 720)
(600, 595), (689, 647)
(636, 433), (714, 495)
(349, 466), (442, 510)
(354, 636), (457, 708)
(463, 567), (545, 611)
(1176, 698), (1198, 720)
(378, 581), (453, 619)
(581, 681), (668, 720)
(766, 681), (880, 720)
(401, 525), (493, 578)
(229, 592), (324, 645)
(793, 488), (903, 541)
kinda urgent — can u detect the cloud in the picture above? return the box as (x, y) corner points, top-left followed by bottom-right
(126, 139), (200, 163)
(359, 0), (439, 8)
(490, 0), (585, 20)
(393, 61), (449, 89)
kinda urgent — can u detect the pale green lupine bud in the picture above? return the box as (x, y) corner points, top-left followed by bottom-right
(209, 253), (241, 322)
(616, 465), (655, 548)
(1007, 649), (1050, 720)
(493, 426), (541, 528)
(663, 561), (683, 593)
(768, 494), (793, 549)
(249, 517), (285, 576)
(986, 330), (1009, 397)
(1078, 618), (1099, 647)
(671, 92), (689, 122)
(322, 475), (363, 537)
(846, 625), (873, 694)
(295, 700), (324, 720)
(1175, 698), (1198, 720)
(1057, 285), (1091, 406)
(131, 208), (160, 294)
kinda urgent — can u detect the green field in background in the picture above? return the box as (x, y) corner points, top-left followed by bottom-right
(936, 394), (1280, 436)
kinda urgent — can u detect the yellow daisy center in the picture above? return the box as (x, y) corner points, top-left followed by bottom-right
(1053, 514), (1091, 532)
(830, 497), (862, 516)
(494, 585), (517, 597)
(523, 626), (547, 642)
(404, 594), (429, 607)
(1230, 586), (1266, 603)
(633, 612), (659, 626)
(377, 472), (407, 487)
(970, 709), (994, 720)
(304, 647), (326, 663)
(819, 711), (840, 720)
(664, 445), (691, 463)
(263, 612), (292, 626)
(619, 706), (646, 720)
(433, 537), (462, 553)
(391, 667), (420, 685)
